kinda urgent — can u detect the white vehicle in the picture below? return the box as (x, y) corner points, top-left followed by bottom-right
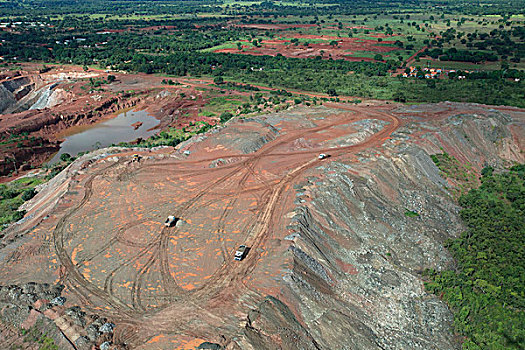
(164, 216), (178, 227)
(234, 245), (249, 261)
(318, 153), (329, 160)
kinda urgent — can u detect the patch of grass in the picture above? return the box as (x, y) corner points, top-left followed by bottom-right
(201, 40), (254, 52)
(199, 110), (216, 118)
(417, 58), (503, 71)
(404, 209), (420, 217)
(20, 320), (59, 350)
(431, 152), (479, 198)
(203, 95), (246, 116)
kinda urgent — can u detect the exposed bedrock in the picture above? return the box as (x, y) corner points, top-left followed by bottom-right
(0, 76), (32, 113)
(235, 103), (523, 350)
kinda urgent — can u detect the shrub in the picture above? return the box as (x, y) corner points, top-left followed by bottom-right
(220, 112), (233, 123)
(404, 209), (420, 217)
(60, 153), (72, 162)
(12, 210), (25, 222)
(22, 188), (36, 201)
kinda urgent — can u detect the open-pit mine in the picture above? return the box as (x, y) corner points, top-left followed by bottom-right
(0, 96), (522, 349)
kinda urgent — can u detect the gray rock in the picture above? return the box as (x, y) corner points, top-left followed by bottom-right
(99, 322), (115, 333)
(50, 296), (66, 306)
(100, 341), (112, 350)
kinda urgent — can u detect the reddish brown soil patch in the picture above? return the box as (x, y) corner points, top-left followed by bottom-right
(131, 121), (143, 130)
(237, 23), (317, 30)
(96, 29), (126, 34)
(215, 34), (399, 61)
(335, 259), (359, 275)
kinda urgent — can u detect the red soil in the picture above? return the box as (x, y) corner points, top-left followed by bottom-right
(215, 34), (400, 61)
(96, 29), (126, 33)
(0, 102), (403, 349)
(236, 23), (317, 30)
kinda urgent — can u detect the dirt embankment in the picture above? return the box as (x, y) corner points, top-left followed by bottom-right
(0, 91), (142, 176)
(0, 75), (34, 113)
(1, 93), (140, 138)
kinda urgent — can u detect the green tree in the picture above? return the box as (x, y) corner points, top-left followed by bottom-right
(326, 88), (337, 96)
(219, 112), (233, 123)
(393, 91), (406, 102)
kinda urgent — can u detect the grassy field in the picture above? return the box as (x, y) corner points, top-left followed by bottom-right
(201, 41), (255, 52)
(201, 94), (247, 116)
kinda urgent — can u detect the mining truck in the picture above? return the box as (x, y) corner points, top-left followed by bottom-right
(234, 245), (249, 261)
(164, 216), (178, 227)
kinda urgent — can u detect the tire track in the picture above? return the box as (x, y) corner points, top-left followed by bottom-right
(53, 160), (136, 314)
(52, 104), (401, 337)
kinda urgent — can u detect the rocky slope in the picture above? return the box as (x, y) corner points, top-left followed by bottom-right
(232, 103), (523, 350)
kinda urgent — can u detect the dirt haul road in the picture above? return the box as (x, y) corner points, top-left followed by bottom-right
(8, 103), (400, 348)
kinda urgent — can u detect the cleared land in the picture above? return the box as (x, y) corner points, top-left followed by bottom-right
(1, 103), (400, 347)
(213, 34), (400, 61)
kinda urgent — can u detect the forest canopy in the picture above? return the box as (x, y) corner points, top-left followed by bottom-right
(425, 164), (525, 349)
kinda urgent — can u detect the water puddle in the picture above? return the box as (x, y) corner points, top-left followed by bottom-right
(48, 110), (159, 164)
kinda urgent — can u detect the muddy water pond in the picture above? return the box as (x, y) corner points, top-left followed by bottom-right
(49, 110), (159, 164)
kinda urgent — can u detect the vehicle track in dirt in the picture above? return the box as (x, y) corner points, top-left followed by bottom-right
(51, 104), (401, 343)
(56, 148), (271, 313)
(139, 106), (400, 317)
(53, 160), (138, 317)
